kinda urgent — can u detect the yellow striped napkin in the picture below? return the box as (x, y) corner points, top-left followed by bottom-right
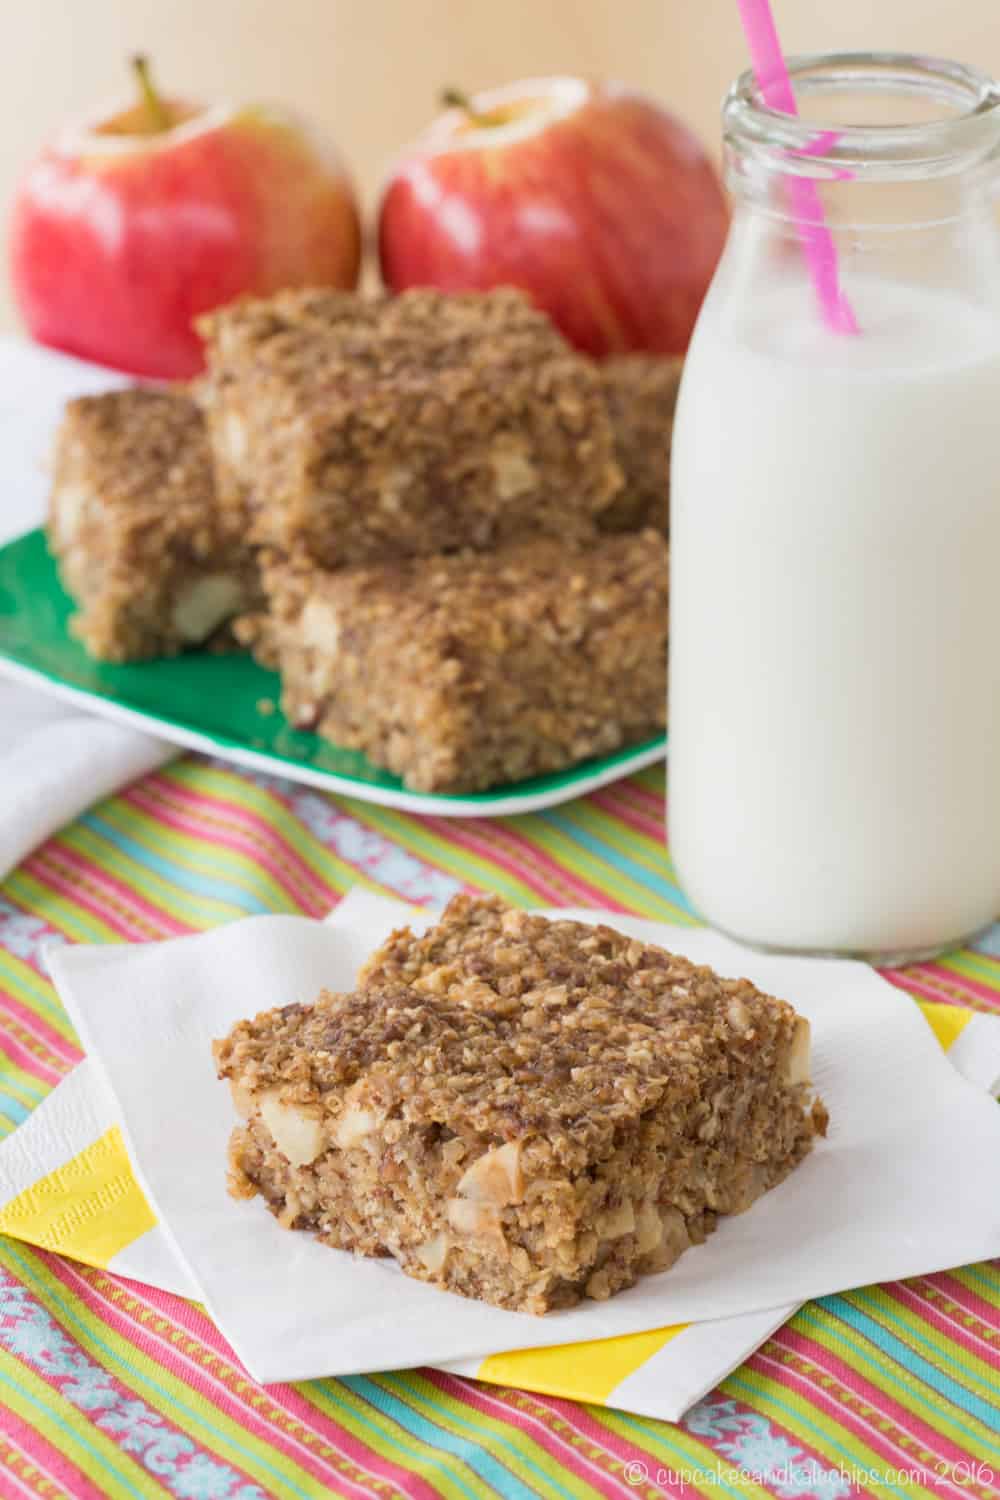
(1, 992), (996, 1421)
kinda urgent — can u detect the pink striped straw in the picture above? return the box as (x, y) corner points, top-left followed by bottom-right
(736, 0), (858, 334)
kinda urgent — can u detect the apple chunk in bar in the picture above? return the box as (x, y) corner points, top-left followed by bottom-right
(197, 286), (623, 567)
(241, 529), (669, 793)
(214, 894), (826, 1314)
(47, 389), (256, 662)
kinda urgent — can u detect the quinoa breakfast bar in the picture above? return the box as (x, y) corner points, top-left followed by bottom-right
(48, 389), (256, 662)
(215, 894), (826, 1314)
(239, 529), (670, 793)
(197, 286), (623, 567)
(598, 353), (684, 535)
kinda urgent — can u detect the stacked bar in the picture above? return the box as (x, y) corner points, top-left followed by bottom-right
(197, 287), (623, 567)
(49, 287), (681, 791)
(200, 287), (674, 793)
(598, 354), (683, 535)
(48, 389), (257, 662)
(243, 530), (668, 794)
(215, 893), (826, 1314)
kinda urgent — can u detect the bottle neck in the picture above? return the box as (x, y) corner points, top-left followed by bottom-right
(726, 144), (1000, 234)
(723, 51), (1000, 248)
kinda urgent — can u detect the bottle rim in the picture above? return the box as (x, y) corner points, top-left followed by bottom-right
(724, 51), (1000, 181)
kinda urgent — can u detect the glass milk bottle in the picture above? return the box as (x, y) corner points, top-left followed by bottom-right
(669, 53), (1000, 961)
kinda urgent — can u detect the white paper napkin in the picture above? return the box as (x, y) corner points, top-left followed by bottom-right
(44, 889), (1000, 1386)
(4, 900), (999, 1422)
(0, 1056), (798, 1421)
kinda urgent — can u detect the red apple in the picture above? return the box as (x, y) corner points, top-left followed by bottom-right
(9, 57), (362, 379)
(379, 76), (728, 357)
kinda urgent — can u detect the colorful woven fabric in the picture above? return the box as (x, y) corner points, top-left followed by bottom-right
(0, 755), (997, 1500)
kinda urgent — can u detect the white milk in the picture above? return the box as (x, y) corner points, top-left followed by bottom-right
(669, 276), (1000, 956)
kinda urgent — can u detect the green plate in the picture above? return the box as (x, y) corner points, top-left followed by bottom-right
(0, 529), (666, 817)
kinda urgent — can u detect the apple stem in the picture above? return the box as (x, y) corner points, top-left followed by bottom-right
(440, 87), (506, 129)
(132, 53), (169, 132)
(441, 87), (474, 113)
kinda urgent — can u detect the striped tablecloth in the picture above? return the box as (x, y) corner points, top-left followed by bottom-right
(0, 756), (997, 1500)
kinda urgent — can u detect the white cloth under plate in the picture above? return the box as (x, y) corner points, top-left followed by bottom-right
(43, 888), (1000, 1386)
(0, 712), (173, 879)
(0, 337), (172, 875)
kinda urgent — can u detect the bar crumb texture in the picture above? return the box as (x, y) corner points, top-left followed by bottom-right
(599, 354), (683, 535)
(198, 286), (623, 568)
(242, 529), (669, 793)
(215, 894), (825, 1314)
(48, 389), (254, 662)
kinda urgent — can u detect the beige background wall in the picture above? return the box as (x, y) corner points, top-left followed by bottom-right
(2, 0), (998, 332)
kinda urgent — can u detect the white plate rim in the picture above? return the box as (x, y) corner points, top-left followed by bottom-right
(0, 654), (667, 818)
